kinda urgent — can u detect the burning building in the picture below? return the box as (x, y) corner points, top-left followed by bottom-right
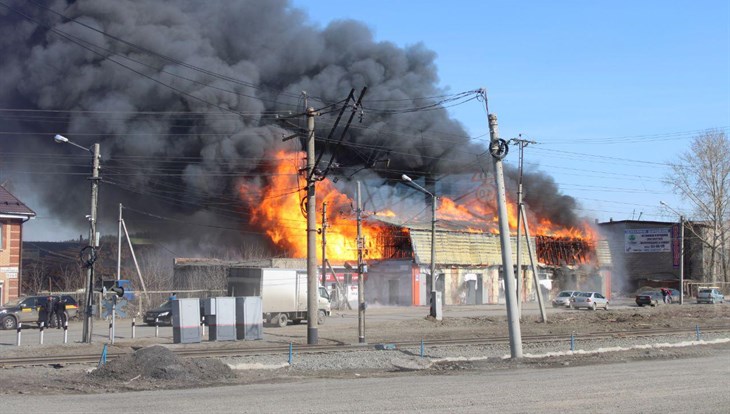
(0, 1), (612, 303)
(231, 149), (611, 306)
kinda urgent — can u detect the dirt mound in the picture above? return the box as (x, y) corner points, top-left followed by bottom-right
(90, 345), (234, 382)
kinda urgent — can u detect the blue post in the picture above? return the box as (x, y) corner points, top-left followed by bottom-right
(420, 339), (424, 358)
(696, 324), (701, 341)
(570, 332), (575, 351)
(98, 343), (108, 368)
(288, 342), (293, 365)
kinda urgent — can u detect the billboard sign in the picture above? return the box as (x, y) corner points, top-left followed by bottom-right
(625, 228), (672, 253)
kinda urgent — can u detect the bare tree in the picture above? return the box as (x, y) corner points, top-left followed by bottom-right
(22, 261), (47, 294)
(665, 130), (730, 283)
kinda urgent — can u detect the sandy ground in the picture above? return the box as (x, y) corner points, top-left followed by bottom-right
(0, 302), (728, 395)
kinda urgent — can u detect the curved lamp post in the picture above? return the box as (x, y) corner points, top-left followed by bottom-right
(402, 174), (441, 320)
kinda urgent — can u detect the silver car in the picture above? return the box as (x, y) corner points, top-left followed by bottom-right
(569, 291), (609, 310)
(552, 290), (580, 308)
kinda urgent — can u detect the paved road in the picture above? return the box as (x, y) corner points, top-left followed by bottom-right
(3, 354), (729, 412)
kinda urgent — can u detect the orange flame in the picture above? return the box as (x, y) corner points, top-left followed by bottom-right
(239, 150), (389, 261)
(240, 150), (596, 261)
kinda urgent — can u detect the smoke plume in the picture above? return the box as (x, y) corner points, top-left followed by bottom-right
(0, 0), (582, 253)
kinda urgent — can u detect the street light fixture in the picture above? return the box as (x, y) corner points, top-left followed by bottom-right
(54, 134), (101, 343)
(401, 174), (441, 320)
(660, 201), (685, 305)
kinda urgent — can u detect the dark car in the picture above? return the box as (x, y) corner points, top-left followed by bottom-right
(144, 299), (207, 326)
(0, 295), (79, 330)
(144, 300), (174, 326)
(636, 291), (663, 307)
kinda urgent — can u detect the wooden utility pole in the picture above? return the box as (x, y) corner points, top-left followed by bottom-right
(321, 202), (328, 288)
(357, 182), (365, 343)
(512, 138), (546, 323)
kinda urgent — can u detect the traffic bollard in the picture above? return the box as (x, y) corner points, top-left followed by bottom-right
(16, 324), (21, 346)
(420, 339), (425, 358)
(201, 316), (206, 338)
(696, 324), (701, 341)
(132, 318), (136, 339)
(570, 332), (575, 351)
(63, 321), (68, 344)
(155, 318), (159, 338)
(39, 321), (45, 345)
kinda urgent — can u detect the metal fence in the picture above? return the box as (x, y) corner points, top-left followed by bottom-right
(40, 289), (225, 320)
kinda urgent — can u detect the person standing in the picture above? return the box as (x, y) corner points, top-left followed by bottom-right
(38, 298), (50, 328)
(53, 297), (67, 329)
(660, 288), (669, 304)
(169, 292), (177, 301)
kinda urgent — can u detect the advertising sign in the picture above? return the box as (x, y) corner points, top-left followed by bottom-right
(624, 228), (672, 253)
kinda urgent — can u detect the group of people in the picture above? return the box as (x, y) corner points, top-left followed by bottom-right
(38, 296), (67, 329)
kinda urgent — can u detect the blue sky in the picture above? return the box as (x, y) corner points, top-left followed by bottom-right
(291, 0), (730, 223)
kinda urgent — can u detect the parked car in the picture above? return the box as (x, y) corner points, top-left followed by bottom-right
(0, 295), (79, 330)
(144, 300), (174, 326)
(636, 291), (663, 307)
(144, 299), (207, 326)
(552, 290), (580, 308)
(697, 288), (725, 304)
(569, 291), (609, 310)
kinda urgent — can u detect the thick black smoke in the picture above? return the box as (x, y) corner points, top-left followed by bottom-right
(0, 0), (582, 252)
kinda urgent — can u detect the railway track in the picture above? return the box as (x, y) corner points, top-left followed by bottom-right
(2, 325), (728, 367)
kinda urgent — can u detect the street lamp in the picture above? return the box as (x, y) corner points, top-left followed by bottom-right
(660, 201), (685, 305)
(401, 174), (441, 320)
(54, 134), (101, 343)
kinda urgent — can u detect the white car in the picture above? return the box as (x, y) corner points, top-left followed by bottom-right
(552, 290), (580, 308)
(569, 291), (609, 310)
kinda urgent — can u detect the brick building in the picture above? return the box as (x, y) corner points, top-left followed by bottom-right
(0, 186), (35, 305)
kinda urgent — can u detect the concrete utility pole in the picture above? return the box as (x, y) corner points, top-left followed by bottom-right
(306, 105), (319, 345)
(83, 143), (101, 343)
(486, 108), (523, 358)
(357, 182), (366, 343)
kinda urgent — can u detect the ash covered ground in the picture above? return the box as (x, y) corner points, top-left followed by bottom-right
(0, 305), (728, 395)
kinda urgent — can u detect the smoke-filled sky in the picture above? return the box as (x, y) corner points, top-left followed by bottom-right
(0, 0), (657, 251)
(295, 0), (730, 223)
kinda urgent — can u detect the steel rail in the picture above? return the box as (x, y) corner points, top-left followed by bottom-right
(2, 325), (729, 367)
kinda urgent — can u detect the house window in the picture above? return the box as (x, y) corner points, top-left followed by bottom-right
(0, 223), (4, 250)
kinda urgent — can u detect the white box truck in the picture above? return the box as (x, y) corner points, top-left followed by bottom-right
(228, 267), (331, 327)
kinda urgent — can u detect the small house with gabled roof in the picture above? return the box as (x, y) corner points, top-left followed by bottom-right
(0, 186), (35, 304)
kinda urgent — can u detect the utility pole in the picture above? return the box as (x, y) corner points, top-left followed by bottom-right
(113, 203), (122, 344)
(680, 216), (685, 304)
(484, 98), (523, 358)
(305, 104), (319, 345)
(430, 187), (438, 319)
(321, 202), (328, 288)
(82, 143), (100, 343)
(512, 138), (546, 322)
(514, 137), (528, 316)
(357, 182), (365, 343)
